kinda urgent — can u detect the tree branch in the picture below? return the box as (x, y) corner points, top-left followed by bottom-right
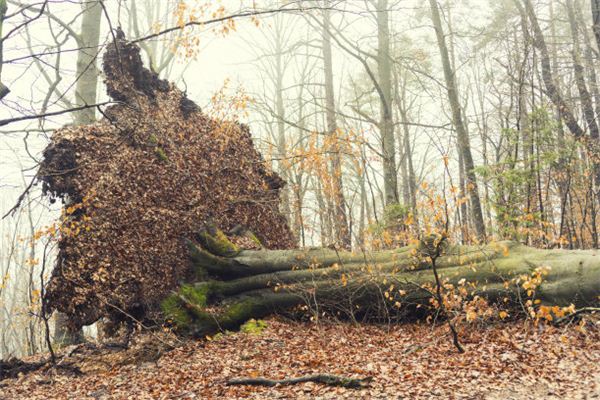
(132, 6), (332, 44)
(0, 101), (116, 128)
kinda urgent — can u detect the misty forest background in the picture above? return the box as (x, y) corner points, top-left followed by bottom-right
(1, 0), (600, 358)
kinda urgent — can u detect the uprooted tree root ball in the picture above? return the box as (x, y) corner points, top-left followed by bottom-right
(38, 32), (294, 331)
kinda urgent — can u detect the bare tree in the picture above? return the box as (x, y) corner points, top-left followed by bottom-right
(429, 0), (486, 240)
(376, 0), (399, 207)
(321, 1), (350, 248)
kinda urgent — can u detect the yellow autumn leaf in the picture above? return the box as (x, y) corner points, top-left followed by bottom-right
(466, 310), (477, 322)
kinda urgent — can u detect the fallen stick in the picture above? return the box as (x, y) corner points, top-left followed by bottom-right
(554, 307), (600, 325)
(226, 374), (373, 389)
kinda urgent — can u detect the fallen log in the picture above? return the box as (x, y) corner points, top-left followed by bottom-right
(226, 374), (373, 389)
(162, 230), (600, 337)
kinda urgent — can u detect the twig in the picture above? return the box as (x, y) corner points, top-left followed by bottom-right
(554, 307), (600, 326)
(2, 173), (37, 219)
(421, 234), (465, 353)
(0, 101), (116, 128)
(431, 254), (464, 353)
(40, 240), (56, 364)
(226, 374), (372, 389)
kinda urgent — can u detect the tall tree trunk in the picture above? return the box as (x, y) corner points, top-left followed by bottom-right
(591, 0), (600, 52)
(316, 178), (333, 246)
(55, 0), (103, 345)
(358, 167), (367, 248)
(0, 0), (9, 100)
(322, 4), (351, 249)
(516, 0), (584, 138)
(274, 23), (293, 229)
(396, 75), (418, 224)
(377, 0), (399, 207)
(547, 1), (570, 245)
(567, 1), (600, 141)
(575, 4), (600, 133)
(73, 0), (102, 125)
(567, 2), (600, 237)
(457, 149), (469, 242)
(429, 0), (486, 240)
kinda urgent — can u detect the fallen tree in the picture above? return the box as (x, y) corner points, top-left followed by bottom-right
(163, 229), (600, 337)
(36, 35), (600, 338)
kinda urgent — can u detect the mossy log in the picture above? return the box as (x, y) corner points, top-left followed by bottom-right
(163, 233), (600, 337)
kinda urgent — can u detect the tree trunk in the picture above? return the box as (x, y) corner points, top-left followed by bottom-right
(516, 0), (584, 138)
(322, 3), (351, 249)
(377, 0), (399, 207)
(592, 0), (600, 52)
(396, 79), (418, 224)
(274, 20), (293, 229)
(429, 0), (486, 241)
(53, 0), (103, 345)
(161, 231), (600, 337)
(567, 1), (600, 141)
(73, 0), (102, 125)
(0, 0), (9, 100)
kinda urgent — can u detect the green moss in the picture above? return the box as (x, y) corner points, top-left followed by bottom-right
(160, 294), (192, 328)
(148, 133), (159, 145)
(179, 283), (210, 307)
(155, 147), (169, 162)
(189, 299), (260, 336)
(245, 231), (263, 247)
(198, 229), (239, 257)
(240, 318), (267, 335)
(160, 283), (214, 331)
(223, 300), (255, 322)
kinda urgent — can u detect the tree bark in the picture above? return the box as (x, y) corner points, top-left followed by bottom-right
(161, 231), (600, 337)
(73, 0), (102, 125)
(376, 0), (399, 207)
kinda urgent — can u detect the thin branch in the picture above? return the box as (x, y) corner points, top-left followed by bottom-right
(2, 172), (37, 219)
(0, 0), (48, 43)
(0, 101), (116, 128)
(132, 6), (331, 44)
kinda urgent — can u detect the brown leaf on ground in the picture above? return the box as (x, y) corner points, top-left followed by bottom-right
(1, 319), (599, 399)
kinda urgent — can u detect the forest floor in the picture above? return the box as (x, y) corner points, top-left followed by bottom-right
(0, 317), (599, 399)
